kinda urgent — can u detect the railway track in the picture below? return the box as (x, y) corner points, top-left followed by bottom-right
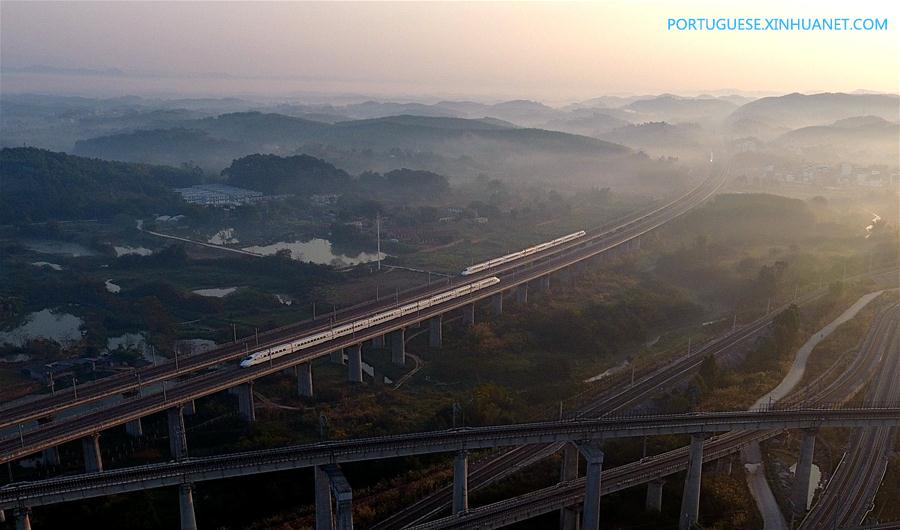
(0, 172), (724, 432)
(800, 305), (900, 529)
(407, 303), (900, 530)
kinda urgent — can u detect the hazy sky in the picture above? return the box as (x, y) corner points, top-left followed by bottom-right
(2, 1), (897, 101)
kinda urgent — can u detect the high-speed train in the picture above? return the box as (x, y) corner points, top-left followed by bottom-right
(239, 277), (501, 368)
(460, 231), (586, 276)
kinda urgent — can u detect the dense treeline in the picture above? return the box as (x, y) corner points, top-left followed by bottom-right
(221, 153), (451, 198)
(0, 147), (199, 223)
(222, 153), (352, 194)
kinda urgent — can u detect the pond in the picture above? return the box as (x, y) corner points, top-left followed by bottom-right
(242, 238), (385, 267)
(0, 309), (84, 347)
(114, 246), (153, 257)
(209, 228), (239, 245)
(192, 287), (239, 297)
(105, 279), (121, 293)
(30, 261), (63, 271)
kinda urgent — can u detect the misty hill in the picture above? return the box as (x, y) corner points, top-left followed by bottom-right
(74, 128), (243, 168)
(222, 153), (352, 195)
(541, 111), (631, 137)
(623, 95), (738, 123)
(728, 92), (900, 131)
(773, 115), (899, 165)
(70, 112), (630, 179)
(600, 122), (704, 150)
(335, 115), (517, 131)
(0, 147), (196, 223)
(222, 154), (451, 199)
(192, 112), (330, 145)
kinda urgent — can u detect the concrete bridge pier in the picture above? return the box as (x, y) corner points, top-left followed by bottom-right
(168, 405), (188, 460)
(578, 442), (605, 530)
(491, 292), (503, 316)
(183, 400), (196, 416)
(679, 433), (707, 530)
(791, 428), (817, 519)
(429, 316), (443, 348)
(371, 334), (385, 349)
(646, 479), (664, 512)
(462, 303), (475, 328)
(452, 450), (469, 514)
(37, 418), (61, 467)
(516, 284), (528, 304)
(0, 509), (5, 523)
(13, 508), (30, 530)
(347, 344), (363, 383)
(322, 464), (354, 530)
(236, 382), (255, 422)
(41, 446), (61, 467)
(540, 275), (551, 292)
(391, 328), (406, 366)
(315, 466), (333, 530)
(82, 433), (103, 473)
(125, 418), (144, 438)
(559, 443), (580, 530)
(297, 362), (314, 397)
(178, 483), (198, 530)
(330, 349), (343, 364)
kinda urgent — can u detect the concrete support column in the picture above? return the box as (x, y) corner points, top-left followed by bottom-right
(236, 382), (255, 422)
(178, 483), (198, 530)
(42, 446), (61, 467)
(315, 466), (334, 530)
(297, 362), (314, 397)
(516, 284), (528, 304)
(330, 349), (343, 364)
(347, 344), (363, 383)
(579, 442), (605, 530)
(372, 335), (385, 349)
(38, 417), (61, 467)
(646, 479), (665, 512)
(679, 434), (706, 530)
(429, 315), (443, 348)
(540, 275), (551, 292)
(168, 406), (188, 460)
(452, 450), (469, 514)
(391, 328), (406, 366)
(82, 433), (103, 473)
(560, 443), (580, 530)
(791, 429), (817, 519)
(491, 292), (503, 316)
(125, 418), (144, 438)
(13, 508), (30, 530)
(324, 465), (354, 530)
(0, 509), (5, 524)
(462, 303), (475, 328)
(183, 400), (196, 416)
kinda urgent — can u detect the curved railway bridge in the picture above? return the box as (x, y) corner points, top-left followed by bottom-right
(2, 406), (899, 530)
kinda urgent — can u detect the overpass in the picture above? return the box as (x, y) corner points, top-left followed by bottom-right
(0, 170), (728, 467)
(405, 303), (900, 530)
(2, 407), (899, 529)
(0, 169), (724, 434)
(370, 266), (900, 529)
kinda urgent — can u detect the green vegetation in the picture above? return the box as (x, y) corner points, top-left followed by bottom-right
(0, 147), (199, 223)
(222, 153), (352, 194)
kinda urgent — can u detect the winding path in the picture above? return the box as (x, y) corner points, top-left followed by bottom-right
(742, 290), (885, 530)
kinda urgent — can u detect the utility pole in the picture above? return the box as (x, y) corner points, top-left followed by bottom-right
(376, 212), (382, 271)
(232, 323), (237, 343)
